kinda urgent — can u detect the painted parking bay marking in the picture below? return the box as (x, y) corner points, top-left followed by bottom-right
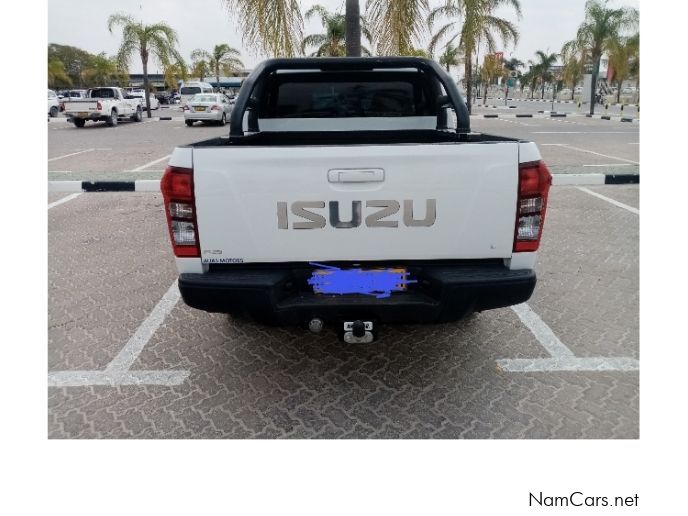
(131, 154), (171, 172)
(577, 187), (639, 215)
(48, 280), (190, 387)
(48, 193), (81, 210)
(497, 303), (639, 373)
(48, 149), (95, 162)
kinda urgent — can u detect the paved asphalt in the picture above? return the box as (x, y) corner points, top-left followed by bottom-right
(47, 105), (639, 438)
(48, 185), (639, 438)
(48, 107), (639, 181)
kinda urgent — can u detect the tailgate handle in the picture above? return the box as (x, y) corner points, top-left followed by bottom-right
(328, 168), (385, 183)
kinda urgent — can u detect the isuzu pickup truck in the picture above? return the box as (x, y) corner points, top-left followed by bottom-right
(161, 57), (552, 342)
(63, 87), (143, 127)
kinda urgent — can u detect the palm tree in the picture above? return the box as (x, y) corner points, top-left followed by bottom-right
(302, 5), (371, 56)
(82, 53), (125, 87)
(165, 61), (187, 90)
(429, 0), (522, 114)
(531, 50), (558, 99)
(367, 0), (429, 55)
(480, 53), (503, 104)
(107, 13), (185, 117)
(191, 44), (244, 87)
(502, 56), (523, 98)
(627, 32), (639, 103)
(189, 58), (210, 82)
(346, 0), (362, 56)
(607, 35), (637, 103)
(560, 40), (586, 100)
(438, 44), (461, 73)
(48, 59), (72, 88)
(569, 0), (638, 115)
(222, 0), (303, 57)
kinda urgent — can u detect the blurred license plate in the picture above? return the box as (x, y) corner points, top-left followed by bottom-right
(195, 106), (206, 111)
(77, 112), (89, 117)
(308, 265), (415, 298)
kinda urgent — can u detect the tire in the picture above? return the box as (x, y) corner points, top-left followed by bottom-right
(106, 110), (118, 127)
(131, 106), (142, 122)
(218, 113), (226, 126)
(185, 120), (194, 127)
(49, 106), (58, 118)
(73, 118), (85, 128)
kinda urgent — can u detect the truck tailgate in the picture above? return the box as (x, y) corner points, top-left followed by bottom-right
(192, 143), (519, 263)
(64, 100), (99, 113)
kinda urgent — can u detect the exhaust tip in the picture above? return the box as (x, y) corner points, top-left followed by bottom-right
(308, 318), (324, 334)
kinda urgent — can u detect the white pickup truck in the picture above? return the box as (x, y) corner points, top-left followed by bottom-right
(63, 87), (143, 127)
(161, 58), (552, 342)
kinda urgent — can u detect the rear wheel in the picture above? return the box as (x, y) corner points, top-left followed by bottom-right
(131, 106), (142, 122)
(73, 118), (85, 128)
(49, 106), (58, 118)
(106, 109), (118, 127)
(218, 113), (226, 126)
(185, 120), (194, 127)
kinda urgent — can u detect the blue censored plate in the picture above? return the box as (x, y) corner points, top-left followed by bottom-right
(307, 263), (417, 299)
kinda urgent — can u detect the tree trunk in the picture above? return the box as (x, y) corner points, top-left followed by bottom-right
(142, 54), (151, 118)
(541, 80), (545, 100)
(345, 0), (361, 57)
(589, 54), (601, 116)
(616, 79), (622, 104)
(464, 54), (472, 114)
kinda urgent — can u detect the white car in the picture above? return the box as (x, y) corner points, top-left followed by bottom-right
(48, 89), (60, 117)
(127, 89), (160, 111)
(183, 93), (232, 126)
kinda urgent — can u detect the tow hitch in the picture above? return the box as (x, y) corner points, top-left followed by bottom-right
(343, 320), (375, 344)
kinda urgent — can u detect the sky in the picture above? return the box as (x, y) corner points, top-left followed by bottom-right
(48, 0), (640, 74)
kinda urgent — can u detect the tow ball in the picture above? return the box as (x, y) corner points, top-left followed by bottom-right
(343, 320), (375, 344)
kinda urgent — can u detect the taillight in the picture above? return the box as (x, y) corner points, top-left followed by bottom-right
(514, 160), (552, 252)
(96, 100), (102, 110)
(160, 166), (200, 257)
(210, 104), (220, 111)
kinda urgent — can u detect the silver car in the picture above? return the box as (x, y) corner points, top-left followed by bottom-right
(184, 93), (232, 126)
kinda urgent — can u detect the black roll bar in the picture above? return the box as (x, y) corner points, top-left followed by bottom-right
(229, 57), (471, 138)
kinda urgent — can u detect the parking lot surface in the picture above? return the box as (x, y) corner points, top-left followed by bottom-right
(48, 185), (639, 438)
(48, 111), (639, 183)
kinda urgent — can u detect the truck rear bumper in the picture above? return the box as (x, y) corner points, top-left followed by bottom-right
(177, 261), (536, 325)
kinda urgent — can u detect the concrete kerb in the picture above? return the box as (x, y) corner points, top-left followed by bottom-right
(49, 175), (639, 193)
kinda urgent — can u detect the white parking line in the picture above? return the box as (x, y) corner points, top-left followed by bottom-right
(582, 163), (635, 167)
(48, 193), (81, 210)
(562, 145), (639, 164)
(48, 149), (95, 162)
(48, 280), (190, 387)
(105, 280), (181, 374)
(532, 131), (637, 134)
(498, 303), (639, 372)
(577, 187), (640, 215)
(131, 154), (171, 171)
(510, 303), (573, 357)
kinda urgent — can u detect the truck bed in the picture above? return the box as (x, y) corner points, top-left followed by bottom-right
(187, 130), (521, 147)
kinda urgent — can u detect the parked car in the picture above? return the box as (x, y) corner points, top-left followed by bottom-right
(48, 89), (60, 117)
(58, 89), (87, 111)
(161, 57), (552, 343)
(155, 91), (173, 105)
(126, 88), (160, 110)
(179, 81), (215, 107)
(183, 93), (232, 126)
(63, 87), (143, 127)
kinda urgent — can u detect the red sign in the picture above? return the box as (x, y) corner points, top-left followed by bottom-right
(495, 52), (504, 61)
